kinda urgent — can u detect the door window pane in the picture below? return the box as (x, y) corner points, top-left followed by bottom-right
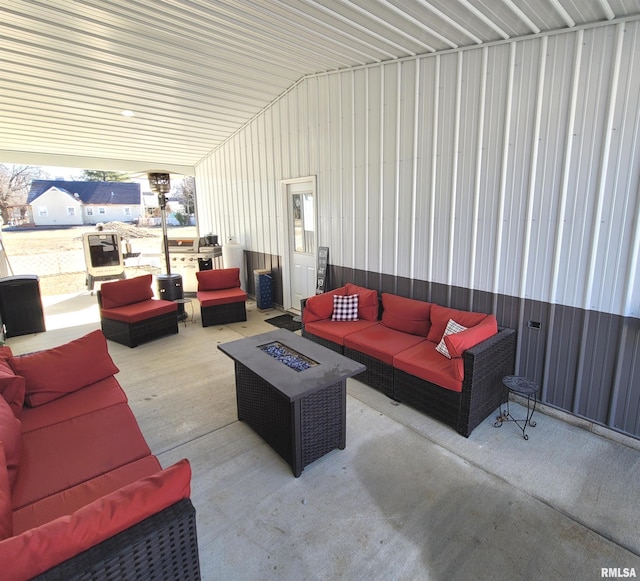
(292, 193), (315, 254)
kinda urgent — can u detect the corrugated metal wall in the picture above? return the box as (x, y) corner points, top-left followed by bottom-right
(195, 19), (640, 438)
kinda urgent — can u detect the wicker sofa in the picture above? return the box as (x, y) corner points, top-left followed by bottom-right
(0, 330), (200, 580)
(302, 284), (516, 437)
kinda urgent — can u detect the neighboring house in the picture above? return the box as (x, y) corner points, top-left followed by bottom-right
(25, 181), (142, 226)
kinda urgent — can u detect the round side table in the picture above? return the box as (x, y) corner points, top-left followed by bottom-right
(494, 375), (539, 440)
(174, 298), (195, 326)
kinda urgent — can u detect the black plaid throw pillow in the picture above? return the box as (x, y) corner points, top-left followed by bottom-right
(331, 294), (359, 321)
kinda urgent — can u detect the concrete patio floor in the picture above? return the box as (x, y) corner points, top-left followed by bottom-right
(7, 290), (640, 581)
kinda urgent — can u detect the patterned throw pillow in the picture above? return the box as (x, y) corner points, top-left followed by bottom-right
(436, 318), (468, 358)
(331, 294), (359, 321)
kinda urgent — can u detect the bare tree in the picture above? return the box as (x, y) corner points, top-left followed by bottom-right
(172, 177), (196, 215)
(0, 164), (44, 224)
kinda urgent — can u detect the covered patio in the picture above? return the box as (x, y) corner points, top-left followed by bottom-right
(6, 293), (639, 579)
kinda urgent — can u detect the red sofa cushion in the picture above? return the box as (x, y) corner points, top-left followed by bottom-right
(304, 319), (379, 346)
(13, 455), (162, 534)
(344, 325), (426, 365)
(12, 403), (152, 510)
(197, 267), (241, 291)
(303, 288), (345, 323)
(197, 287), (247, 307)
(381, 293), (432, 336)
(99, 274), (154, 309)
(10, 330), (119, 407)
(0, 397), (21, 490)
(344, 284), (379, 321)
(0, 459), (192, 581)
(427, 304), (488, 343)
(0, 358), (25, 419)
(0, 444), (11, 540)
(445, 315), (498, 359)
(393, 341), (463, 392)
(20, 376), (127, 434)
(100, 298), (177, 324)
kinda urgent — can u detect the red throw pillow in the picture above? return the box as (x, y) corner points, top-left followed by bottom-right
(0, 396), (21, 490)
(100, 275), (153, 309)
(9, 330), (119, 407)
(381, 293), (432, 336)
(196, 268), (240, 291)
(0, 459), (192, 580)
(344, 284), (378, 321)
(444, 315), (499, 381)
(0, 443), (12, 540)
(427, 304), (488, 343)
(303, 288), (345, 323)
(0, 358), (25, 419)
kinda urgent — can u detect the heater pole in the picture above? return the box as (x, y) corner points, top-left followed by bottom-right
(161, 202), (171, 275)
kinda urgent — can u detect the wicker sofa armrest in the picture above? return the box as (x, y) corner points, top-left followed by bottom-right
(33, 498), (201, 581)
(458, 327), (516, 436)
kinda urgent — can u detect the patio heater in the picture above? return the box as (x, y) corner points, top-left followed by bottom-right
(148, 172), (185, 318)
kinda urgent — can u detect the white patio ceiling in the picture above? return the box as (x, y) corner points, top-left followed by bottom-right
(1, 0), (639, 174)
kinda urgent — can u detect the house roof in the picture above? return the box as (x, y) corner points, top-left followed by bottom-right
(27, 181), (141, 206)
(2, 1), (638, 172)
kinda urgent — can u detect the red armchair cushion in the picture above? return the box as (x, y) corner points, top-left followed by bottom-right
(0, 459), (192, 581)
(303, 288), (345, 323)
(99, 274), (153, 309)
(9, 330), (119, 407)
(427, 304), (488, 343)
(196, 267), (240, 291)
(0, 358), (25, 419)
(0, 396), (21, 489)
(381, 293), (432, 337)
(197, 287), (247, 307)
(100, 299), (177, 324)
(344, 284), (379, 321)
(0, 444), (11, 540)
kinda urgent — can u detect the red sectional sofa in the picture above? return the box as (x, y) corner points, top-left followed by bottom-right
(0, 330), (200, 580)
(302, 284), (516, 437)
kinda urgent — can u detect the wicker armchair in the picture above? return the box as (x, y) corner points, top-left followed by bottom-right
(196, 268), (248, 326)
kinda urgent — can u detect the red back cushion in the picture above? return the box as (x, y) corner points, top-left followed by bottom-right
(381, 294), (432, 336)
(0, 459), (192, 580)
(100, 275), (153, 309)
(427, 304), (488, 343)
(445, 315), (499, 381)
(0, 396), (21, 490)
(9, 330), (119, 407)
(196, 268), (240, 291)
(344, 284), (379, 321)
(0, 443), (12, 540)
(0, 358), (25, 419)
(302, 288), (345, 323)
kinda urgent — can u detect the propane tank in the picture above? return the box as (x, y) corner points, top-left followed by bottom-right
(222, 236), (246, 290)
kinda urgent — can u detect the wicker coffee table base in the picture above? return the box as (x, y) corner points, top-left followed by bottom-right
(235, 362), (346, 477)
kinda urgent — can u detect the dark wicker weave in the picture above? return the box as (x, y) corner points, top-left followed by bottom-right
(394, 328), (516, 436)
(343, 347), (394, 399)
(100, 311), (178, 348)
(34, 498), (201, 581)
(201, 301), (247, 326)
(235, 362), (345, 477)
(301, 328), (345, 354)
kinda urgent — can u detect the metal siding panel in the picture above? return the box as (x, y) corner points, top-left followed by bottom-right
(353, 69), (368, 272)
(366, 66), (382, 274)
(614, 318), (640, 436)
(328, 74), (343, 264)
(341, 73), (355, 268)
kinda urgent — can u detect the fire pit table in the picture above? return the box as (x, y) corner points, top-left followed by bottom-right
(218, 329), (365, 476)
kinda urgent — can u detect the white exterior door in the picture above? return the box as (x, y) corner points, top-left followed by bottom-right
(284, 178), (317, 313)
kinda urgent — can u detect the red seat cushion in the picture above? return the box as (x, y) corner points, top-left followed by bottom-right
(196, 267), (241, 291)
(100, 298), (177, 324)
(197, 287), (247, 307)
(12, 403), (152, 510)
(304, 319), (379, 346)
(303, 288), (345, 323)
(12, 456), (162, 534)
(9, 330), (120, 407)
(427, 304), (488, 343)
(393, 341), (463, 392)
(344, 283), (379, 321)
(0, 459), (191, 581)
(99, 274), (154, 309)
(0, 358), (25, 419)
(381, 293), (432, 337)
(0, 396), (21, 490)
(0, 444), (11, 540)
(344, 325), (426, 365)
(20, 376), (127, 434)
